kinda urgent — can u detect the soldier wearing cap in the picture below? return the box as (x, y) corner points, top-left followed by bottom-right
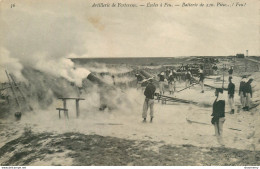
(211, 88), (225, 145)
(227, 77), (235, 114)
(142, 78), (156, 123)
(228, 66), (234, 78)
(158, 72), (165, 95)
(239, 76), (247, 109)
(244, 78), (253, 111)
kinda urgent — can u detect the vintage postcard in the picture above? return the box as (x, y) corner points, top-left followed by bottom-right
(0, 0), (259, 167)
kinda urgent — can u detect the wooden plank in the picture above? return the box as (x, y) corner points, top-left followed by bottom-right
(9, 74), (26, 100)
(186, 118), (210, 125)
(5, 70), (21, 109)
(56, 108), (68, 111)
(58, 97), (85, 100)
(186, 118), (242, 131)
(177, 83), (198, 92)
(9, 74), (33, 111)
(95, 123), (123, 126)
(160, 95), (197, 104)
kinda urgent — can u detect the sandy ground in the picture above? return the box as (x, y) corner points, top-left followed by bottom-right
(0, 74), (259, 166)
(0, 132), (259, 166)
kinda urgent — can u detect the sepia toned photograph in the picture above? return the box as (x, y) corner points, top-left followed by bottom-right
(0, 0), (259, 167)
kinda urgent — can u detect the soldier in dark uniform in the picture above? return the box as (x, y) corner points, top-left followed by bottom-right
(228, 66), (233, 78)
(227, 77), (235, 114)
(142, 78), (156, 123)
(212, 64), (218, 75)
(211, 88), (225, 145)
(239, 76), (247, 109)
(244, 78), (253, 111)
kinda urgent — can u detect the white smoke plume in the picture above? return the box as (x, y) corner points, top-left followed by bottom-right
(0, 47), (26, 83)
(0, 49), (90, 87)
(79, 62), (133, 75)
(1, 6), (92, 87)
(33, 53), (90, 86)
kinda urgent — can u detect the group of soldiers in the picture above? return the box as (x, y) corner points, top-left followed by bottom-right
(135, 66), (205, 95)
(212, 71), (254, 143)
(226, 66), (253, 113)
(136, 66), (205, 123)
(238, 76), (254, 111)
(137, 65), (254, 124)
(135, 64), (255, 148)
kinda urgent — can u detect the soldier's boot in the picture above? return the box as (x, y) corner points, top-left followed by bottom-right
(143, 118), (146, 123)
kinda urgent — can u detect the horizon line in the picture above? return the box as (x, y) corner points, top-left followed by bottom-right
(68, 55), (260, 59)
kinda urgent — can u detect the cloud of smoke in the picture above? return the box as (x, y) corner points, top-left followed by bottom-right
(33, 53), (91, 86)
(76, 62), (136, 85)
(0, 47), (26, 83)
(80, 62), (133, 74)
(1, 6), (91, 87)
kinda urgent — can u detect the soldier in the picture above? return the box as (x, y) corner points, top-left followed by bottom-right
(185, 70), (192, 88)
(211, 88), (225, 145)
(158, 72), (165, 95)
(199, 69), (205, 93)
(111, 75), (115, 85)
(165, 67), (170, 79)
(227, 77), (235, 114)
(172, 69), (177, 92)
(142, 78), (156, 123)
(212, 64), (218, 75)
(228, 66), (233, 78)
(244, 78), (253, 111)
(168, 70), (174, 94)
(239, 76), (247, 109)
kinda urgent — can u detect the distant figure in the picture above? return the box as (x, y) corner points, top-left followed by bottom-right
(200, 65), (204, 70)
(227, 77), (235, 114)
(199, 69), (205, 93)
(211, 88), (225, 145)
(185, 70), (192, 88)
(244, 78), (253, 111)
(165, 68), (170, 78)
(172, 70), (177, 92)
(168, 71), (174, 95)
(111, 75), (115, 85)
(135, 73), (144, 90)
(142, 78), (156, 123)
(176, 69), (181, 82)
(158, 72), (165, 95)
(15, 112), (22, 120)
(180, 64), (185, 72)
(185, 64), (190, 71)
(239, 76), (247, 109)
(212, 64), (218, 75)
(228, 66), (233, 78)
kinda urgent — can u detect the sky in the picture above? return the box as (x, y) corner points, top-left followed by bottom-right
(0, 0), (259, 60)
